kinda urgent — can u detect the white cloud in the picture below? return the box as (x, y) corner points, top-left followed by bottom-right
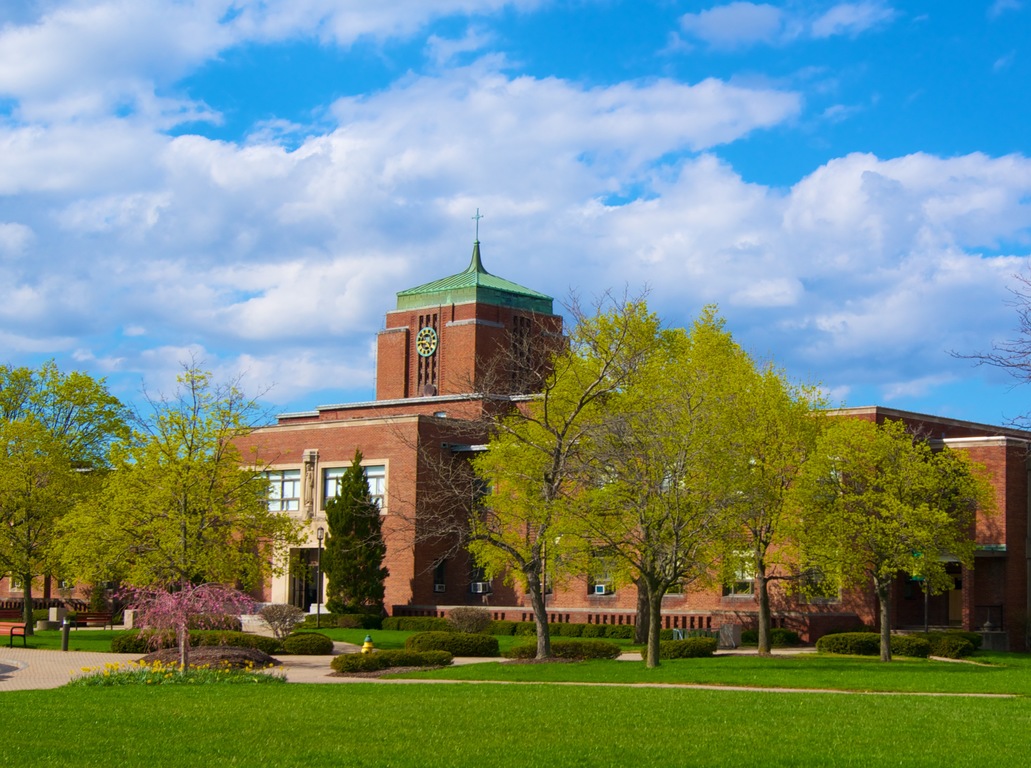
(680, 1), (894, 49)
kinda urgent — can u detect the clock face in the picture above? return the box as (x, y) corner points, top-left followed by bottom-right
(416, 326), (438, 357)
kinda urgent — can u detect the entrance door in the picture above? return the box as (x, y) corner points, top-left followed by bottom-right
(288, 548), (319, 611)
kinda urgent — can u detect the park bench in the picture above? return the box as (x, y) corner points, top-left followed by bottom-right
(0, 610), (26, 647)
(70, 611), (114, 629)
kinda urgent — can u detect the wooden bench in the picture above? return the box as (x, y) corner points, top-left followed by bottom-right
(0, 622), (26, 648)
(70, 611), (113, 629)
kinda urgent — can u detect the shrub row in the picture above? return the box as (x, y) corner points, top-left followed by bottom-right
(913, 631), (978, 658)
(331, 649), (453, 674)
(382, 616), (451, 632)
(405, 631), (500, 657)
(639, 637), (718, 660)
(111, 629), (280, 655)
(504, 638), (623, 660)
(299, 613), (382, 630)
(488, 620), (639, 639)
(281, 632), (335, 655)
(740, 628), (802, 647)
(815, 632), (931, 658)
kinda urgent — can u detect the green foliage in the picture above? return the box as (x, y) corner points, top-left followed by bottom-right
(553, 623), (585, 637)
(405, 631), (500, 657)
(817, 632), (931, 658)
(641, 637), (718, 659)
(382, 616), (451, 632)
(603, 624), (635, 639)
(68, 659), (283, 687)
(505, 638), (622, 660)
(191, 630), (281, 655)
(741, 628), (801, 647)
(324, 449), (389, 614)
(579, 624), (607, 638)
(188, 613), (243, 632)
(488, 620), (518, 636)
(446, 607), (492, 634)
(281, 632), (335, 655)
(111, 630), (162, 654)
(513, 621), (538, 636)
(59, 366), (303, 590)
(330, 649), (453, 673)
(922, 634), (976, 659)
(301, 613), (382, 630)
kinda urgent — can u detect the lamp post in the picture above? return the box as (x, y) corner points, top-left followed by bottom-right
(316, 526), (325, 629)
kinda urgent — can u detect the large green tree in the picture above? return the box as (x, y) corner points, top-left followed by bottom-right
(471, 296), (659, 659)
(59, 366), (303, 591)
(324, 449), (389, 614)
(0, 361), (126, 631)
(796, 418), (993, 661)
(582, 308), (762, 667)
(725, 366), (825, 656)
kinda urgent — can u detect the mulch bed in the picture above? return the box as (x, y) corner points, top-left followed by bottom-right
(140, 646), (282, 669)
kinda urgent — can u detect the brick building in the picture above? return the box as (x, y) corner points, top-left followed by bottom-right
(192, 242), (1031, 650)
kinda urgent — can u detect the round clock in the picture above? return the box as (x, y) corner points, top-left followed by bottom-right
(416, 326), (438, 357)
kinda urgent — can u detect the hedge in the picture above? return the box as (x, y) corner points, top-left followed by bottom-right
(382, 616), (451, 632)
(331, 649), (453, 673)
(640, 637), (718, 660)
(505, 638), (623, 660)
(816, 632), (931, 658)
(488, 620), (518, 636)
(405, 631), (500, 657)
(300, 613), (382, 630)
(740, 628), (802, 647)
(110, 629), (282, 655)
(281, 632), (335, 655)
(914, 631), (980, 657)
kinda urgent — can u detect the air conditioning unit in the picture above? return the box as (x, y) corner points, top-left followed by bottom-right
(594, 583), (613, 595)
(470, 582), (492, 594)
(433, 583), (446, 593)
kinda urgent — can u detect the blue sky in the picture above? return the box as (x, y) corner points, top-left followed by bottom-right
(1, 0), (1030, 425)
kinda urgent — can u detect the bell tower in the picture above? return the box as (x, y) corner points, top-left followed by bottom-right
(375, 239), (562, 401)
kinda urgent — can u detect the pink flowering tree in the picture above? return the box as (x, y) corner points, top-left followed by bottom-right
(124, 583), (255, 671)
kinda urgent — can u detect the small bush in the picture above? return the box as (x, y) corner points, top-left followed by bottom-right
(111, 630), (159, 654)
(890, 635), (931, 658)
(405, 631), (499, 657)
(580, 624), (607, 638)
(514, 621), (538, 636)
(382, 616), (451, 632)
(554, 623), (584, 637)
(447, 607), (492, 634)
(914, 632), (976, 658)
(505, 638), (623, 660)
(641, 637), (718, 660)
(331, 649), (453, 674)
(604, 624), (635, 640)
(281, 632), (335, 655)
(816, 632), (881, 656)
(259, 604), (306, 640)
(32, 608), (49, 623)
(489, 620), (518, 636)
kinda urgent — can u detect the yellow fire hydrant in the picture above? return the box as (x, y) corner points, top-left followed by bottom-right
(361, 634), (375, 654)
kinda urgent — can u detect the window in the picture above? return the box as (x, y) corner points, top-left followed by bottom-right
(323, 464), (386, 510)
(266, 469), (301, 511)
(590, 553), (616, 596)
(433, 560), (447, 593)
(9, 575), (23, 591)
(469, 566), (491, 594)
(723, 554), (754, 597)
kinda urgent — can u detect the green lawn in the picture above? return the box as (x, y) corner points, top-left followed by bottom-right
(17, 629), (126, 653)
(2, 682), (1029, 767)
(394, 651), (1031, 695)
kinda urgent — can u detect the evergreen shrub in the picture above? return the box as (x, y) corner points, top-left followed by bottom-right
(554, 623), (584, 637)
(331, 649), (453, 674)
(603, 624), (635, 639)
(192, 630), (281, 654)
(382, 616), (451, 632)
(580, 624), (607, 638)
(914, 632), (976, 658)
(405, 631), (499, 657)
(890, 635), (931, 658)
(281, 631), (335, 655)
(488, 620), (518, 636)
(816, 632), (931, 658)
(741, 628), (802, 646)
(514, 621), (538, 636)
(641, 637), (718, 659)
(505, 638), (622, 660)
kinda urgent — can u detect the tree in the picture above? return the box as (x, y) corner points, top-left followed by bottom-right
(582, 307), (760, 667)
(0, 361), (126, 632)
(796, 418), (993, 661)
(323, 449), (389, 614)
(59, 365), (303, 592)
(470, 296), (659, 659)
(727, 366), (825, 656)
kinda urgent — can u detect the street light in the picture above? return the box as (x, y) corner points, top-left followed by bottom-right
(316, 526), (325, 629)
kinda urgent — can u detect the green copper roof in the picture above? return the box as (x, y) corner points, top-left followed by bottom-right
(395, 242), (554, 314)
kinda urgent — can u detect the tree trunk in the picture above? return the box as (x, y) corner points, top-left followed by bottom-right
(21, 573), (34, 636)
(178, 624), (190, 672)
(526, 571), (552, 659)
(877, 578), (892, 662)
(634, 578), (650, 645)
(756, 565), (771, 657)
(645, 583), (663, 668)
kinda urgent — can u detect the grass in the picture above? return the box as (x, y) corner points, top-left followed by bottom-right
(2, 682), (1030, 766)
(17, 628), (126, 653)
(395, 651), (1031, 695)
